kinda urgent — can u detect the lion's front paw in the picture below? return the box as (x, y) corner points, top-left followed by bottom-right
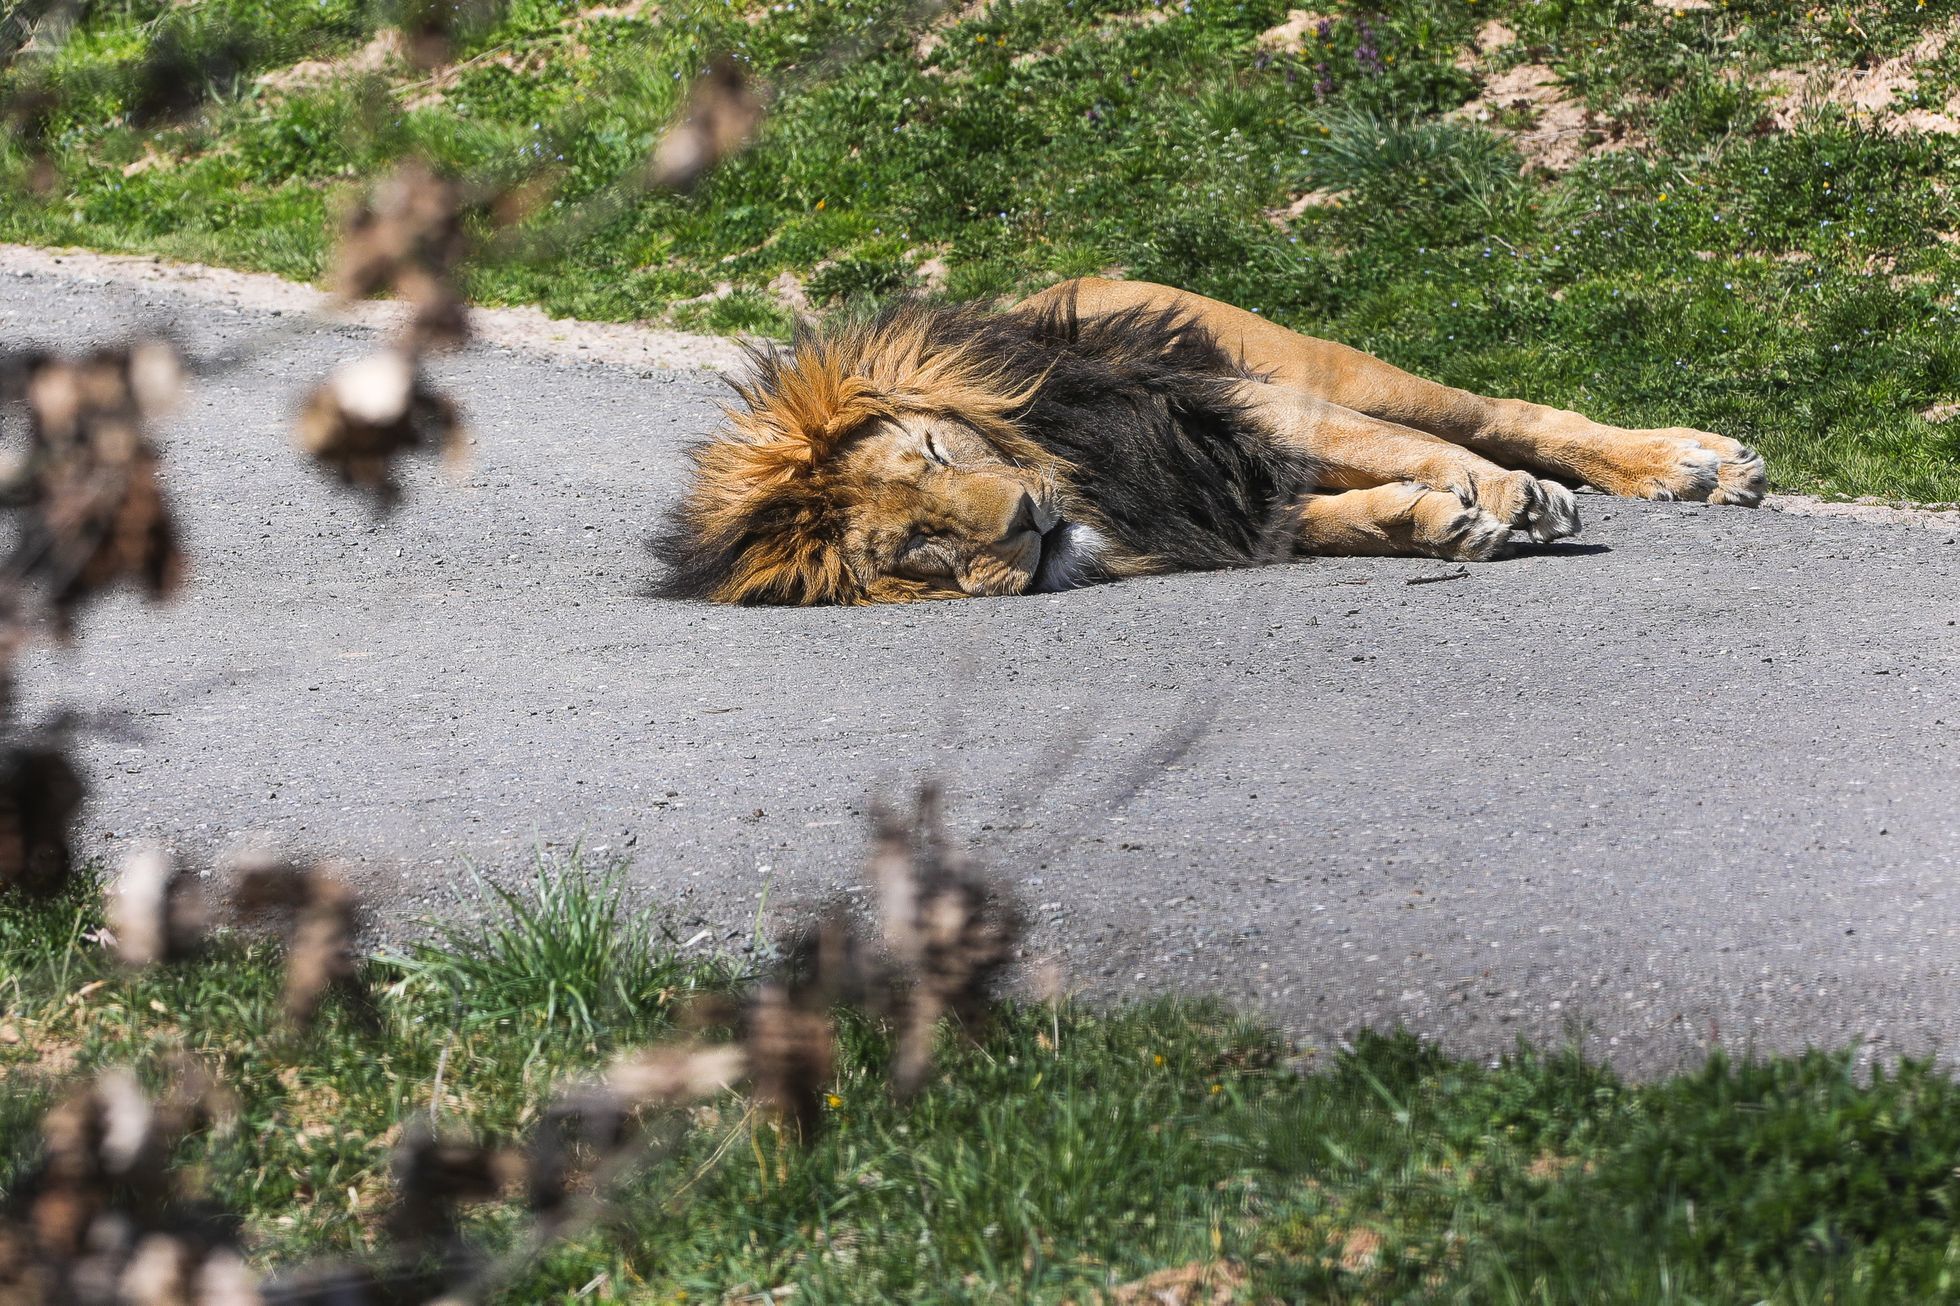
(1522, 477), (1581, 542)
(1612, 428), (1765, 506)
(1474, 470), (1582, 542)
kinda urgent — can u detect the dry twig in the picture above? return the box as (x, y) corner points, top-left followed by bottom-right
(106, 846), (210, 967)
(231, 858), (370, 1029)
(0, 743), (84, 899)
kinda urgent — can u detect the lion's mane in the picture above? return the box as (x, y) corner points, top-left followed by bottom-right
(654, 293), (1322, 604)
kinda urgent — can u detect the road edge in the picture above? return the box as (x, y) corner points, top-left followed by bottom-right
(0, 240), (753, 374)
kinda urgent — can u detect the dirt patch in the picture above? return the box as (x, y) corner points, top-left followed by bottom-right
(579, 0), (658, 18)
(1526, 1151), (1580, 1180)
(1757, 16), (1960, 134)
(1452, 63), (1633, 173)
(0, 1019), (83, 1079)
(1013, 7), (1171, 65)
(1256, 9), (1329, 54)
(257, 29), (405, 93)
(767, 268), (816, 323)
(0, 243), (752, 372)
(402, 41), (572, 108)
(491, 48), (559, 77)
(1452, 18), (1516, 71)
(915, 0), (996, 61)
(670, 280), (736, 310)
(1104, 1260), (1246, 1305)
(1265, 187), (1349, 225)
(277, 1066), (348, 1136)
(1337, 1227), (1383, 1273)
(1893, 105), (1960, 134)
(30, 1038), (81, 1079)
(911, 253), (950, 293)
(332, 5), (659, 109)
(1101, 8), (1172, 30)
(1766, 493), (1960, 529)
(121, 145), (173, 178)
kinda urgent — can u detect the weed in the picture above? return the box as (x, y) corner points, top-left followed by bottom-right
(391, 852), (721, 1036)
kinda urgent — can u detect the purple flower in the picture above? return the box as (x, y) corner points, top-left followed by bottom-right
(1355, 18), (1383, 75)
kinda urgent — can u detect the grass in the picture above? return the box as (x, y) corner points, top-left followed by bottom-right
(2, 0), (1960, 500)
(11, 865), (1960, 1300)
(393, 856), (709, 1036)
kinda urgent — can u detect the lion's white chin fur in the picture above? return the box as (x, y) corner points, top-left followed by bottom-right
(1027, 522), (1108, 594)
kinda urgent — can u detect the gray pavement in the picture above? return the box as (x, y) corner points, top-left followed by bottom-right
(8, 262), (1960, 1075)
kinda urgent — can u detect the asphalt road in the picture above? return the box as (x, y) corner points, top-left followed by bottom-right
(8, 259), (1960, 1076)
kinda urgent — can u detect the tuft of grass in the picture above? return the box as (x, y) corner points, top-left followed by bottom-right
(0, 865), (101, 983)
(390, 852), (724, 1036)
(1306, 105), (1525, 204)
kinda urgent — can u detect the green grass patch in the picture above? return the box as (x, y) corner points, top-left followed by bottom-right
(391, 855), (712, 1036)
(6, 0), (1960, 498)
(9, 865), (1960, 1300)
(11, 0), (1960, 498)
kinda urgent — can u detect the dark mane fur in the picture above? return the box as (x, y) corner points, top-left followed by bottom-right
(959, 294), (1319, 571)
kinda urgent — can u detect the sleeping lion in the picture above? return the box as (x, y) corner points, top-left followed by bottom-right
(656, 277), (1766, 605)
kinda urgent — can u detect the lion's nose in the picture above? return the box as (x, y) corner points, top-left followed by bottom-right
(1011, 491), (1057, 537)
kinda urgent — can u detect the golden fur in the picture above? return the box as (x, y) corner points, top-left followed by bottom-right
(657, 279), (1767, 606)
(668, 312), (1063, 605)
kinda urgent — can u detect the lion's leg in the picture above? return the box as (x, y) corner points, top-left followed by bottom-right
(1023, 277), (1765, 506)
(1298, 483), (1515, 561)
(1262, 332), (1766, 506)
(1231, 380), (1581, 545)
(1388, 389), (1767, 509)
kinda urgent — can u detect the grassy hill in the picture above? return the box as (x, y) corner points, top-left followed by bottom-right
(4, 0), (1960, 497)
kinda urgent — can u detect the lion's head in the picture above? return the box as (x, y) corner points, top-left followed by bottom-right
(654, 298), (1315, 605)
(654, 304), (1116, 605)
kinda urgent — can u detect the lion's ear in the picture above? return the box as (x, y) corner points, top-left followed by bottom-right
(730, 346), (892, 464)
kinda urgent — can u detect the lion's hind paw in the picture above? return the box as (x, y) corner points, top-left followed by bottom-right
(1710, 445), (1767, 507)
(1477, 471), (1582, 543)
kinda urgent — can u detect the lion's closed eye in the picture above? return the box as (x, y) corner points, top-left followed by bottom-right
(898, 532), (954, 573)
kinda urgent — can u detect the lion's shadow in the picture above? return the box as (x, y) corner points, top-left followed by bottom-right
(1509, 540), (1611, 559)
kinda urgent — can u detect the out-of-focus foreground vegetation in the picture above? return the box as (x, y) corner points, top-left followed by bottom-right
(11, 857), (1960, 1303)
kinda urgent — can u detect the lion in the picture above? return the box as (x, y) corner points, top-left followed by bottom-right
(654, 277), (1766, 605)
